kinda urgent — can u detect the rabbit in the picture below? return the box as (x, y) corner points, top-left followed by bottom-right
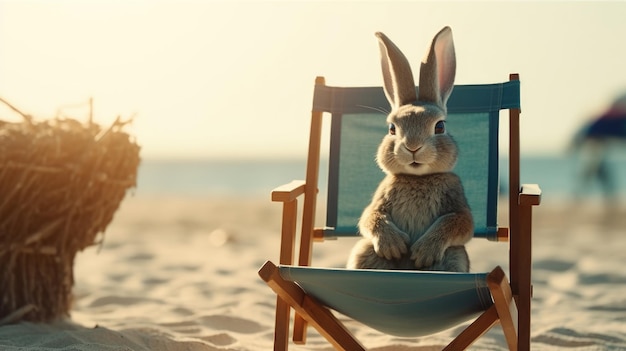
(347, 27), (474, 272)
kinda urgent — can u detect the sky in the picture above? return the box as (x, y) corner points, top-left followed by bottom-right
(1, 1), (625, 160)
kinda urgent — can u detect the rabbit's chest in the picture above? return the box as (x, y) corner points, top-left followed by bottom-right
(385, 175), (449, 239)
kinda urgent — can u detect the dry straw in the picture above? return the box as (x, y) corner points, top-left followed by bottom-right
(0, 97), (140, 324)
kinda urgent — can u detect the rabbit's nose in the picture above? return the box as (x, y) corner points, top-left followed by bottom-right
(405, 145), (422, 154)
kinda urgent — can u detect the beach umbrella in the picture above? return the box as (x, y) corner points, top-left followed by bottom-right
(583, 94), (626, 140)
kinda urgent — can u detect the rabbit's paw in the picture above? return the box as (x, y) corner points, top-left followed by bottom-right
(372, 231), (409, 260)
(410, 237), (446, 269)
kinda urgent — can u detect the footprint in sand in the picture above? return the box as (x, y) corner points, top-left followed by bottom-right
(199, 333), (237, 346)
(199, 315), (264, 334)
(533, 327), (626, 348)
(88, 295), (158, 308)
(533, 259), (575, 272)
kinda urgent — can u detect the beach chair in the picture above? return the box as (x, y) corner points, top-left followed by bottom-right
(259, 74), (541, 350)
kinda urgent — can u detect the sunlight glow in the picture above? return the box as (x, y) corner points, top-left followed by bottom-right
(1, 1), (625, 159)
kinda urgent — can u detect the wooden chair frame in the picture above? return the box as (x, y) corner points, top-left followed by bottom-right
(259, 74), (541, 351)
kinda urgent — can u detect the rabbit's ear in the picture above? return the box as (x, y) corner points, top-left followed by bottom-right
(376, 32), (417, 109)
(418, 26), (456, 109)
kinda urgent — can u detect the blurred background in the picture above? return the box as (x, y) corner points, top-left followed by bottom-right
(1, 4), (624, 348)
(1, 0), (625, 203)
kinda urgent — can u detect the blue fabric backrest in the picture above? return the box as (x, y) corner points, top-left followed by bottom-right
(314, 81), (520, 240)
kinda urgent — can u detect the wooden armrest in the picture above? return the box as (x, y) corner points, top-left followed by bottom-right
(519, 184), (542, 206)
(271, 180), (306, 202)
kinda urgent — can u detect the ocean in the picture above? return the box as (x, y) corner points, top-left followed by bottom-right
(134, 155), (626, 200)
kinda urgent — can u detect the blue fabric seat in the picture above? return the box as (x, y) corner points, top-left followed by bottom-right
(278, 266), (492, 337)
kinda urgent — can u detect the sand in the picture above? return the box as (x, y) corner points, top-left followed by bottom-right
(1, 194), (625, 350)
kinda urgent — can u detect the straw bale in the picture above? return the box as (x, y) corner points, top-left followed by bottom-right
(0, 101), (140, 323)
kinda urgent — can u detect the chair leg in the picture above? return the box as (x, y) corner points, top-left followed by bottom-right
(446, 266), (519, 351)
(274, 297), (290, 351)
(488, 266), (519, 351)
(444, 305), (499, 351)
(293, 314), (307, 344)
(274, 198), (299, 350)
(517, 198), (538, 351)
(259, 261), (366, 351)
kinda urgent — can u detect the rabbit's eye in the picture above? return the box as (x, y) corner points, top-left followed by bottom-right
(389, 124), (396, 135)
(434, 121), (446, 134)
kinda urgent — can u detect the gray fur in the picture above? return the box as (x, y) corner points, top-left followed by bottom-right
(347, 27), (473, 272)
